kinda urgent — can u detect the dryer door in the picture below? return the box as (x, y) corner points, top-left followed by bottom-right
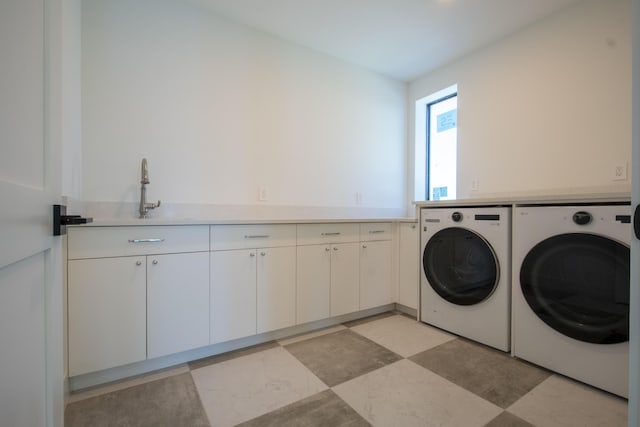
(520, 232), (630, 344)
(423, 227), (499, 306)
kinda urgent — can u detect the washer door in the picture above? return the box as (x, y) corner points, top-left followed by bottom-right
(423, 227), (499, 306)
(520, 233), (629, 344)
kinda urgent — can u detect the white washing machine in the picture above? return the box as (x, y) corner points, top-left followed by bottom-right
(421, 206), (511, 352)
(512, 204), (630, 397)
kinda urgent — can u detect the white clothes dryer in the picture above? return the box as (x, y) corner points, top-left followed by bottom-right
(420, 206), (511, 352)
(512, 204), (630, 397)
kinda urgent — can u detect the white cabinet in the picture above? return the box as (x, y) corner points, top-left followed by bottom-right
(210, 225), (296, 341)
(68, 256), (146, 376)
(67, 226), (209, 376)
(359, 223), (393, 310)
(147, 252), (209, 358)
(210, 249), (257, 344)
(257, 246), (296, 333)
(398, 222), (419, 310)
(296, 224), (360, 324)
(329, 243), (360, 316)
(296, 244), (331, 324)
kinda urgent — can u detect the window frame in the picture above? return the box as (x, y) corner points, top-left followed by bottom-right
(426, 92), (458, 200)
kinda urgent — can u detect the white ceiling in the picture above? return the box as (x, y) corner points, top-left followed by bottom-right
(189, 0), (584, 81)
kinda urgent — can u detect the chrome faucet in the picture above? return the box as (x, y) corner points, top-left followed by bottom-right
(139, 158), (161, 218)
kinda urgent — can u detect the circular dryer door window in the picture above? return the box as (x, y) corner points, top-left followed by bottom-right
(423, 227), (499, 306)
(520, 233), (630, 344)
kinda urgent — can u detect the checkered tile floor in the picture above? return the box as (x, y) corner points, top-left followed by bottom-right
(65, 312), (627, 427)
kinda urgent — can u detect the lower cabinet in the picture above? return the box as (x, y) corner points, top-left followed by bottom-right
(68, 256), (147, 376)
(68, 222), (393, 378)
(296, 244), (331, 324)
(398, 222), (419, 310)
(210, 224), (297, 341)
(360, 240), (393, 310)
(296, 242), (360, 322)
(296, 224), (360, 324)
(147, 252), (209, 359)
(69, 251), (210, 376)
(210, 249), (257, 344)
(256, 246), (296, 333)
(211, 246), (296, 341)
(330, 243), (360, 316)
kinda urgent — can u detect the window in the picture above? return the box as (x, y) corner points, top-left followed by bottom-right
(414, 85), (458, 201)
(427, 94), (457, 200)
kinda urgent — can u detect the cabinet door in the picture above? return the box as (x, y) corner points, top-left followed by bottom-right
(398, 223), (419, 310)
(68, 257), (146, 376)
(331, 243), (360, 317)
(360, 240), (393, 310)
(147, 252), (210, 358)
(257, 246), (296, 333)
(210, 249), (257, 344)
(296, 245), (331, 324)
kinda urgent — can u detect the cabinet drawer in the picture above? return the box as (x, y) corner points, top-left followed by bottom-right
(360, 223), (392, 241)
(296, 223), (359, 245)
(68, 226), (209, 259)
(211, 224), (296, 250)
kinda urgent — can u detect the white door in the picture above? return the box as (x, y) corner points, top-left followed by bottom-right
(0, 0), (64, 426)
(630, 0), (640, 423)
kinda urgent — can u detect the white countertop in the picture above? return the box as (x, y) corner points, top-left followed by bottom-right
(73, 217), (418, 227)
(414, 191), (631, 208)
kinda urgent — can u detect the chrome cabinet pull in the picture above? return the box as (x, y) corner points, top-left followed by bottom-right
(369, 230), (385, 234)
(152, 260), (158, 265)
(362, 245), (367, 249)
(244, 235), (270, 239)
(325, 247), (331, 252)
(333, 247), (339, 251)
(128, 238), (165, 243)
(260, 252), (266, 256)
(321, 232), (341, 236)
(250, 252), (255, 257)
(136, 260), (142, 266)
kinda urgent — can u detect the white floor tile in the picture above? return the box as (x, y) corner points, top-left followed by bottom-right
(191, 346), (327, 427)
(508, 375), (627, 427)
(350, 314), (456, 357)
(333, 359), (502, 427)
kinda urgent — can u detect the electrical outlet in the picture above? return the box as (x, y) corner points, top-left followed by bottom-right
(259, 186), (268, 201)
(471, 179), (479, 192)
(612, 162), (628, 181)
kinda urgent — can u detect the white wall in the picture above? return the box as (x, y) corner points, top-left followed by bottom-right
(409, 0), (632, 201)
(81, 0), (407, 216)
(61, 0), (82, 199)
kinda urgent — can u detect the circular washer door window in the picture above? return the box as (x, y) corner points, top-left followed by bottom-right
(520, 233), (629, 344)
(423, 227), (499, 306)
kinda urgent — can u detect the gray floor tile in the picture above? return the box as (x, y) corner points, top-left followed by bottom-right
(410, 338), (551, 408)
(236, 389), (370, 427)
(188, 340), (279, 370)
(284, 329), (402, 387)
(483, 411), (536, 427)
(64, 372), (209, 427)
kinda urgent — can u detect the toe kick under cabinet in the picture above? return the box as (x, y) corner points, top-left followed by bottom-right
(67, 226), (210, 377)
